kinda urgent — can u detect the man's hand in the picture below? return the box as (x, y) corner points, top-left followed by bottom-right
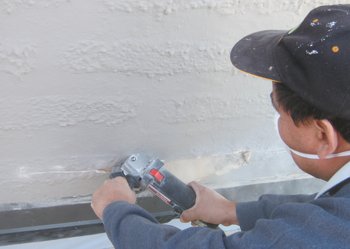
(91, 177), (136, 219)
(180, 182), (239, 226)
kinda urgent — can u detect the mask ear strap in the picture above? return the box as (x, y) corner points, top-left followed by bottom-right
(290, 148), (350, 160)
(289, 148), (321, 159)
(274, 113), (350, 160)
(324, 150), (350, 159)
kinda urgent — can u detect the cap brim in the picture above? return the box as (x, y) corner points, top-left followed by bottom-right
(230, 30), (286, 82)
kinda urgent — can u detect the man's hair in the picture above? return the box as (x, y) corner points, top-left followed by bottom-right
(274, 83), (350, 143)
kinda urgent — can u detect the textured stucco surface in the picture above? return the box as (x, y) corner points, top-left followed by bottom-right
(0, 0), (341, 203)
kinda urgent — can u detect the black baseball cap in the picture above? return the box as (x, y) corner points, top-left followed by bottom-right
(231, 5), (350, 120)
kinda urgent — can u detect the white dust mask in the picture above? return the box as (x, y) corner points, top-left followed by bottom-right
(274, 113), (350, 160)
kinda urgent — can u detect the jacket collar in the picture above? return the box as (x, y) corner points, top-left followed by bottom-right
(315, 161), (350, 199)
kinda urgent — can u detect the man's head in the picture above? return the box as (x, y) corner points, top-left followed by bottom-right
(274, 82), (350, 144)
(272, 82), (350, 180)
(230, 5), (350, 180)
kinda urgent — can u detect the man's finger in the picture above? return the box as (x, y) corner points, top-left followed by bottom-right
(180, 206), (199, 223)
(180, 211), (191, 223)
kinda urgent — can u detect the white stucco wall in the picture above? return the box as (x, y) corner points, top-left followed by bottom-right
(0, 0), (341, 203)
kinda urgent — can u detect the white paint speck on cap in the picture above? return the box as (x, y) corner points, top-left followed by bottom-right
(326, 21), (337, 28)
(306, 50), (319, 55)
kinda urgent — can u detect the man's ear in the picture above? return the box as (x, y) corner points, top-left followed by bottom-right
(314, 119), (338, 159)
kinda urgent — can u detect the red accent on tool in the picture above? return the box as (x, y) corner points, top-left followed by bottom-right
(149, 169), (164, 183)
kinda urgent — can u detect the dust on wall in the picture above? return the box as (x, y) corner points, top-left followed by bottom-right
(0, 0), (340, 203)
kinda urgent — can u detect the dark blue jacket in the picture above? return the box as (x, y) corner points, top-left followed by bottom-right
(103, 179), (350, 249)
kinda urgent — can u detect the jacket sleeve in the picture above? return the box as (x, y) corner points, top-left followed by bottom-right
(103, 201), (233, 249)
(102, 197), (348, 249)
(236, 193), (316, 231)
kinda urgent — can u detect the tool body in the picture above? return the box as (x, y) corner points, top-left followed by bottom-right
(110, 153), (217, 228)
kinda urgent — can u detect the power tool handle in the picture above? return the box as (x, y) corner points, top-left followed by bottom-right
(155, 169), (218, 228)
(109, 171), (140, 189)
(187, 186), (219, 229)
(109, 171), (125, 179)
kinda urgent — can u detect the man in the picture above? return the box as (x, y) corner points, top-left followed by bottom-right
(92, 5), (350, 248)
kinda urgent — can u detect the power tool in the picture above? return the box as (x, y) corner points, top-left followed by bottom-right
(109, 153), (217, 228)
